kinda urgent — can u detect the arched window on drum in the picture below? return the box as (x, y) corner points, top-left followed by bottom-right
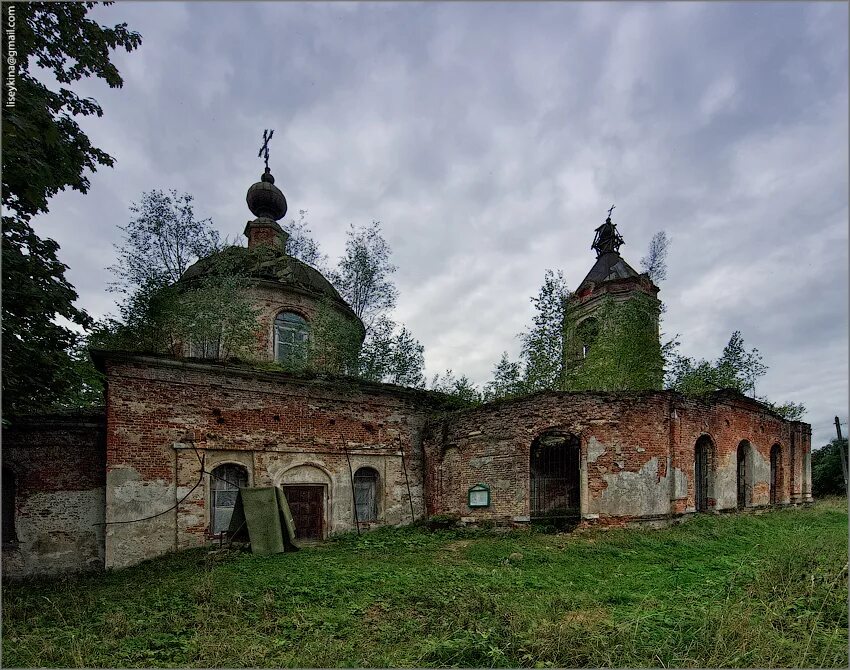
(210, 464), (248, 536)
(275, 311), (309, 366)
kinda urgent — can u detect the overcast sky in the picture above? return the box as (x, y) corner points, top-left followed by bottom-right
(33, 1), (847, 448)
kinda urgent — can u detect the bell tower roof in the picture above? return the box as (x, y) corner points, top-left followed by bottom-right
(576, 207), (655, 294)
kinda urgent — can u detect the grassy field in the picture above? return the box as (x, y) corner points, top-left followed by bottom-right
(3, 499), (847, 668)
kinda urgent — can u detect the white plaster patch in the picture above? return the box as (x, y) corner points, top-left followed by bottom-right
(595, 457), (670, 517)
(587, 437), (606, 463)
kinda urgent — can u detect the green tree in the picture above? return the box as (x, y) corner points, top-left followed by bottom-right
(762, 401), (807, 422)
(666, 331), (804, 419)
(667, 331), (767, 396)
(330, 221), (399, 330)
(430, 370), (482, 406)
(109, 189), (220, 292)
(356, 315), (425, 387)
(306, 296), (363, 376)
(811, 437), (848, 497)
(2, 2), (141, 415)
(483, 353), (526, 401)
(521, 270), (570, 392)
(282, 209), (327, 271)
(327, 221), (425, 386)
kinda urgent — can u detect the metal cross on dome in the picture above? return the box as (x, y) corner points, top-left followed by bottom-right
(258, 129), (274, 170)
(607, 204), (616, 218)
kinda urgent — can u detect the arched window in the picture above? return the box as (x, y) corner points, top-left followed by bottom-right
(737, 441), (752, 509)
(694, 435), (714, 512)
(210, 464), (248, 536)
(770, 444), (782, 505)
(275, 311), (309, 365)
(2, 467), (16, 544)
(576, 317), (599, 359)
(354, 467), (379, 523)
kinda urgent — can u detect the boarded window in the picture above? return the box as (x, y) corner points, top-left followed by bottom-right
(275, 312), (309, 365)
(2, 468), (16, 543)
(210, 464), (248, 535)
(354, 467), (379, 523)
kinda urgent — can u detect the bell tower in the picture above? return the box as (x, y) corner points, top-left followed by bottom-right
(565, 208), (661, 367)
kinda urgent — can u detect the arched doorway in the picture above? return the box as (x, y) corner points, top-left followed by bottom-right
(770, 444), (782, 505)
(737, 441), (752, 509)
(694, 435), (714, 512)
(280, 464), (332, 540)
(530, 431), (581, 520)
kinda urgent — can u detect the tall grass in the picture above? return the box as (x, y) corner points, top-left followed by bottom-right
(3, 499), (847, 668)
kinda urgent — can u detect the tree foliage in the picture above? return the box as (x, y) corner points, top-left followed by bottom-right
(812, 437), (848, 498)
(329, 221), (398, 330)
(640, 231), (669, 285)
(2, 2), (142, 218)
(320, 221), (424, 386)
(282, 209), (327, 271)
(356, 316), (425, 387)
(94, 196), (260, 363)
(483, 270), (664, 399)
(521, 270), (570, 393)
(2, 2), (141, 415)
(483, 353), (527, 402)
(109, 189), (220, 291)
(430, 370), (482, 406)
(568, 294), (664, 391)
(2, 218), (93, 414)
(667, 331), (767, 396)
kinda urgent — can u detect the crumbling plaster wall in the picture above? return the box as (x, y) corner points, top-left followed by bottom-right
(102, 354), (436, 569)
(2, 411), (106, 578)
(423, 390), (810, 525)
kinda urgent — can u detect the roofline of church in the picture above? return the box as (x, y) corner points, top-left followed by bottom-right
(88, 349), (453, 407)
(438, 385), (801, 425)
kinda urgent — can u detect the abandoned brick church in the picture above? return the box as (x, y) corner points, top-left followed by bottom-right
(2, 167), (813, 578)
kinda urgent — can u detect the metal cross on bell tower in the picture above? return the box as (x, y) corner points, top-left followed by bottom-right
(258, 129), (274, 170)
(592, 204), (625, 257)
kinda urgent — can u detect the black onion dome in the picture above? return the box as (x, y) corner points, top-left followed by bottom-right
(179, 246), (358, 321)
(246, 168), (287, 220)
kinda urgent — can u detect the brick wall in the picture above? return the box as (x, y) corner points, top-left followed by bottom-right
(2, 409), (106, 578)
(98, 352), (441, 569)
(423, 390), (811, 526)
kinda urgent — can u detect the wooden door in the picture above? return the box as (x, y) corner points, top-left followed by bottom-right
(282, 485), (324, 540)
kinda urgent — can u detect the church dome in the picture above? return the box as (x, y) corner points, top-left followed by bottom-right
(179, 245), (357, 320)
